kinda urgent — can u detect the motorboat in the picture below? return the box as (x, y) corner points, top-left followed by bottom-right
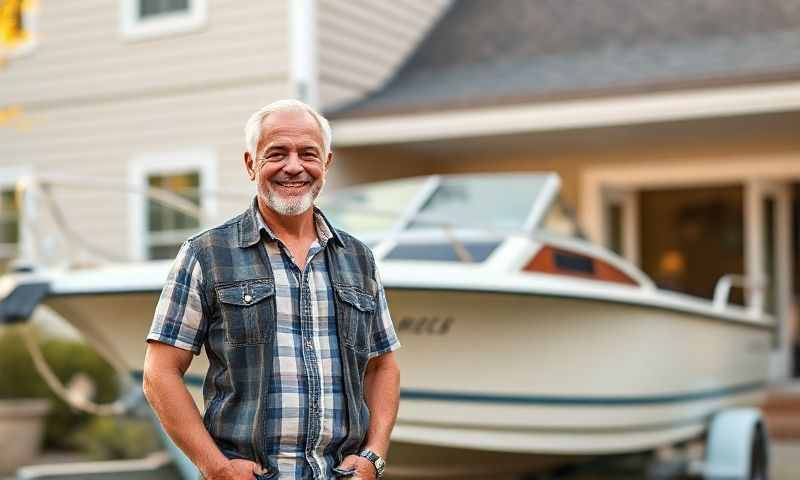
(0, 173), (773, 478)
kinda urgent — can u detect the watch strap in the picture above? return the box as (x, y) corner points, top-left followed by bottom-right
(358, 449), (385, 478)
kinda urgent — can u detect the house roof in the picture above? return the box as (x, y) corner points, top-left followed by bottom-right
(328, 0), (800, 119)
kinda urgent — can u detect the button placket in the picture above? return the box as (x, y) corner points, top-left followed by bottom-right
(299, 263), (324, 477)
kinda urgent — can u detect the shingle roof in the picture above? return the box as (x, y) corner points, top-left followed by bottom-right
(329, 0), (800, 118)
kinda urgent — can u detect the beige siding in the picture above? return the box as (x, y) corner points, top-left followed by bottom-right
(0, 0), (289, 107)
(1, 80), (287, 261)
(318, 0), (451, 110)
(0, 1), (293, 262)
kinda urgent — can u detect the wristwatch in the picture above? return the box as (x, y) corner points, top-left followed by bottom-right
(358, 449), (385, 478)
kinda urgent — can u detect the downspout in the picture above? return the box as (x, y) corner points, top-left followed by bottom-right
(289, 0), (318, 107)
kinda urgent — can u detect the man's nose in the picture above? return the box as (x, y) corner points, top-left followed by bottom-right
(282, 152), (304, 174)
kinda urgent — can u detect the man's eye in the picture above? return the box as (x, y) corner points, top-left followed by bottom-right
(266, 154), (284, 161)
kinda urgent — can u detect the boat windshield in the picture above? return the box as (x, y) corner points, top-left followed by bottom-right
(318, 174), (560, 241)
(407, 176), (549, 232)
(318, 177), (426, 239)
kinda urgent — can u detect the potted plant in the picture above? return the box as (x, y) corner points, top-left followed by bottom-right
(0, 326), (51, 474)
(0, 323), (126, 473)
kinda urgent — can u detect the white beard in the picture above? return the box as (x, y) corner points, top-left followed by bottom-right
(265, 177), (325, 216)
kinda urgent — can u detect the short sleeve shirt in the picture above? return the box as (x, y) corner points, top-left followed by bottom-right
(146, 209), (400, 479)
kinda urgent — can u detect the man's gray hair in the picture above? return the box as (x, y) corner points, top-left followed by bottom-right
(244, 99), (332, 158)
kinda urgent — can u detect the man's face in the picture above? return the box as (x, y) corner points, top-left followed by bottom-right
(245, 109), (331, 217)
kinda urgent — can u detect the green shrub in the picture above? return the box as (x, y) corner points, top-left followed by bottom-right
(72, 416), (160, 461)
(0, 326), (50, 399)
(0, 326), (121, 449)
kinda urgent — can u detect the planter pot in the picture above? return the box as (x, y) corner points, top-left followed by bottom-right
(0, 399), (50, 474)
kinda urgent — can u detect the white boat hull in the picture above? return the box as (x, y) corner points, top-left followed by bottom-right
(39, 282), (770, 476)
(388, 288), (768, 454)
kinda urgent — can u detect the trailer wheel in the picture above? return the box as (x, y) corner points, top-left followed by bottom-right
(704, 408), (770, 480)
(749, 422), (768, 480)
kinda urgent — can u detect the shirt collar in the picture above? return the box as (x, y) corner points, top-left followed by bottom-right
(238, 196), (344, 248)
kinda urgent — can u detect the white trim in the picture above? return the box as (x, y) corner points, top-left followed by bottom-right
(119, 0), (207, 41)
(0, 166), (31, 187)
(128, 147), (217, 261)
(332, 81), (800, 146)
(580, 154), (800, 245)
(602, 188), (640, 266)
(288, 0), (318, 106)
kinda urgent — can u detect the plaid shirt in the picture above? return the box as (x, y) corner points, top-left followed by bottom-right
(147, 207), (400, 479)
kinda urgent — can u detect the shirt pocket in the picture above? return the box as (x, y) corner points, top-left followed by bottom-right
(215, 279), (276, 346)
(334, 285), (376, 353)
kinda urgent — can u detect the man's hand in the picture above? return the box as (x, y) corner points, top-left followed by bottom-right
(335, 455), (376, 479)
(207, 458), (265, 480)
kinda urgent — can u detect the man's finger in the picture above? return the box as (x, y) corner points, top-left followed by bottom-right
(336, 454), (359, 469)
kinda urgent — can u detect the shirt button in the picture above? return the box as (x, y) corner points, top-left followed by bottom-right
(243, 294), (253, 303)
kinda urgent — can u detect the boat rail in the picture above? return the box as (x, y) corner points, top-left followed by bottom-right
(712, 273), (768, 317)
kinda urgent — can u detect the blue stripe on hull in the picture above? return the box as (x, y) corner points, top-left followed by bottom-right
(398, 382), (765, 406)
(131, 370), (764, 406)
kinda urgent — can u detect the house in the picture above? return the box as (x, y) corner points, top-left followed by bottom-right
(0, 0), (449, 263)
(327, 0), (800, 383)
(0, 0), (798, 384)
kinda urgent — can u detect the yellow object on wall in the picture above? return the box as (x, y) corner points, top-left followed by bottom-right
(0, 0), (28, 47)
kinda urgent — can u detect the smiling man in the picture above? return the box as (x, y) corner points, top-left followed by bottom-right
(142, 99), (401, 480)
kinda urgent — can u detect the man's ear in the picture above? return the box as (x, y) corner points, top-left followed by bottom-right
(324, 152), (333, 169)
(244, 151), (256, 180)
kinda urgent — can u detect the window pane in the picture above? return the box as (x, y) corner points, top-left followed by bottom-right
(640, 185), (744, 305)
(606, 203), (623, 255)
(139, 0), (190, 19)
(0, 189), (19, 245)
(146, 172), (200, 259)
(762, 197), (777, 316)
(147, 172), (200, 233)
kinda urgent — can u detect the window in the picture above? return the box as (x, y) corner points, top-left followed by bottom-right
(0, 0), (38, 58)
(120, 0), (207, 41)
(0, 186), (19, 259)
(129, 149), (216, 260)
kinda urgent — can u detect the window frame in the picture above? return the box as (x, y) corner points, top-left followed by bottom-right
(128, 148), (217, 261)
(119, 0), (207, 41)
